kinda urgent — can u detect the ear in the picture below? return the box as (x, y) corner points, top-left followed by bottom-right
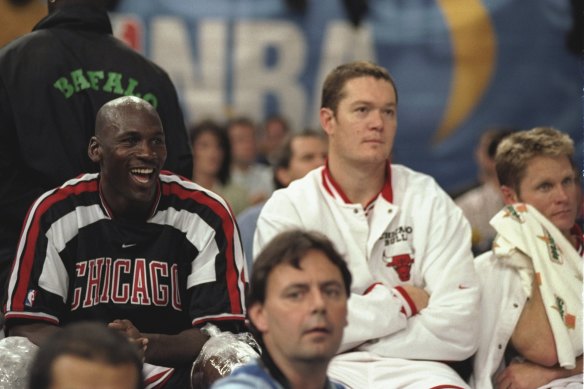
(248, 303), (268, 333)
(88, 136), (102, 163)
(500, 185), (519, 205)
(319, 107), (335, 136)
(275, 167), (291, 188)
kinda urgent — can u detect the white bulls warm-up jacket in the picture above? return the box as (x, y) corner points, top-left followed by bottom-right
(254, 164), (479, 388)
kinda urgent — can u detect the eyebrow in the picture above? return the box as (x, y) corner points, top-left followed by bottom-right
(283, 280), (344, 291)
(349, 100), (396, 107)
(117, 129), (165, 137)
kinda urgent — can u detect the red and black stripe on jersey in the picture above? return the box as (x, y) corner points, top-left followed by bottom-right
(5, 172), (246, 335)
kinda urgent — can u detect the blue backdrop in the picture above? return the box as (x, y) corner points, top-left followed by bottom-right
(110, 0), (582, 193)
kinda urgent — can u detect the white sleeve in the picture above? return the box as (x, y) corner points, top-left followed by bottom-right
(339, 284), (409, 352)
(253, 191), (301, 260)
(362, 196), (480, 361)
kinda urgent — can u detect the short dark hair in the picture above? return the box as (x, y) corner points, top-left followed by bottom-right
(248, 230), (352, 321)
(226, 116), (257, 135)
(28, 322), (144, 389)
(272, 129), (324, 189)
(321, 61), (398, 113)
(189, 120), (232, 185)
(262, 114), (291, 135)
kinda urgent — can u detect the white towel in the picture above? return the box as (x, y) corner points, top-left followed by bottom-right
(491, 203), (583, 369)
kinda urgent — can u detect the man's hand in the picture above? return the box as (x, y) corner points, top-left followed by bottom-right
(495, 360), (556, 389)
(400, 284), (430, 313)
(108, 319), (148, 359)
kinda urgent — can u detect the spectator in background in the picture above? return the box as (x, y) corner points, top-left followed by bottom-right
(471, 127), (582, 389)
(257, 114), (291, 166)
(212, 230), (350, 389)
(0, 0), (192, 315)
(28, 321), (143, 389)
(238, 129), (327, 268)
(227, 117), (274, 206)
(455, 128), (515, 254)
(190, 120), (249, 216)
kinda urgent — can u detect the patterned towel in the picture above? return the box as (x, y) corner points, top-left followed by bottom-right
(491, 203), (583, 369)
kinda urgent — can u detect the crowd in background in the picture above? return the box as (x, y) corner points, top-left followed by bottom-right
(0, 1), (582, 389)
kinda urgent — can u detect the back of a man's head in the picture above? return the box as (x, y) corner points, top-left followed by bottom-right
(475, 127), (516, 183)
(495, 126), (574, 191)
(28, 322), (144, 389)
(227, 116), (258, 167)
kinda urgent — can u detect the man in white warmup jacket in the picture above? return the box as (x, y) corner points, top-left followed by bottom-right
(254, 61), (480, 389)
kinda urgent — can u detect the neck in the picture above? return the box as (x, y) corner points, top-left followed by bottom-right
(106, 198), (151, 221)
(287, 368), (329, 389)
(327, 155), (386, 207)
(275, 358), (329, 389)
(233, 161), (251, 172)
(99, 181), (153, 221)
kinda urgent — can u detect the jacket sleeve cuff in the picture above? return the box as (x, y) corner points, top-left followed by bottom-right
(363, 282), (383, 295)
(392, 285), (418, 317)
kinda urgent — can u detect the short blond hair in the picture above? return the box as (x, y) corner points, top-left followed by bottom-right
(495, 127), (574, 191)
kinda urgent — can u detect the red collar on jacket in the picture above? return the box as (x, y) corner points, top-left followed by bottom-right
(321, 160), (393, 206)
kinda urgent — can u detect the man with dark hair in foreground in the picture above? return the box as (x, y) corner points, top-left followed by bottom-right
(213, 230), (350, 389)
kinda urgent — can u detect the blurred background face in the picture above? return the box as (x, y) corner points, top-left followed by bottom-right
(192, 130), (224, 177)
(229, 123), (257, 166)
(264, 118), (289, 156)
(475, 133), (495, 183)
(278, 136), (327, 186)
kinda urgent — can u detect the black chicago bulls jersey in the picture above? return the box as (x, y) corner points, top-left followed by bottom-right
(4, 172), (247, 335)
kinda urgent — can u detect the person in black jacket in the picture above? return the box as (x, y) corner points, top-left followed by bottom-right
(0, 0), (192, 314)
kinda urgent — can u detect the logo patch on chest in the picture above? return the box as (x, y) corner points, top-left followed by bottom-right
(383, 252), (415, 281)
(380, 226), (413, 246)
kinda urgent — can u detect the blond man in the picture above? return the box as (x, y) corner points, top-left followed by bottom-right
(471, 127), (583, 389)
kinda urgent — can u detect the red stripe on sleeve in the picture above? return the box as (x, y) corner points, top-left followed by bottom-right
(363, 282), (382, 295)
(163, 182), (243, 315)
(394, 285), (418, 316)
(12, 180), (98, 311)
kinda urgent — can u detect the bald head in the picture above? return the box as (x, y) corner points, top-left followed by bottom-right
(95, 96), (161, 139)
(89, 96), (165, 168)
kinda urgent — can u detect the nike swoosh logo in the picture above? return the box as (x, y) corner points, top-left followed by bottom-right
(122, 243), (137, 248)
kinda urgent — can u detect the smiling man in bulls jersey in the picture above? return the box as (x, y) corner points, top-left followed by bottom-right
(3, 96), (247, 388)
(254, 61), (479, 388)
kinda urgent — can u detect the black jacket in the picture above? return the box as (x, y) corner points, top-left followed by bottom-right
(0, 5), (192, 255)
